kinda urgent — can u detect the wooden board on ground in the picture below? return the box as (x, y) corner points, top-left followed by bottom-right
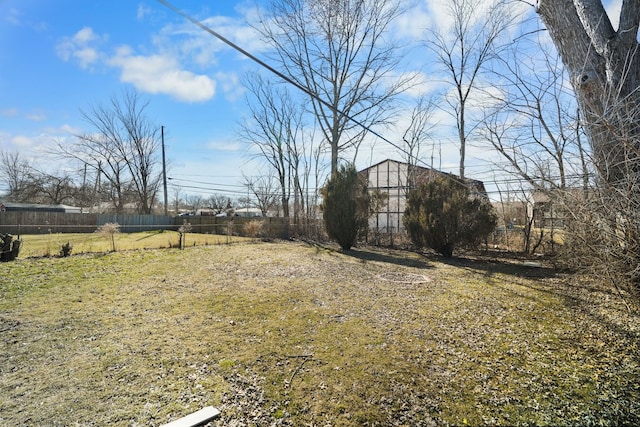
(160, 406), (221, 427)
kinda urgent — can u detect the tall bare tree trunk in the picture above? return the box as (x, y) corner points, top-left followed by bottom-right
(427, 0), (511, 181)
(537, 0), (640, 184)
(538, 0), (640, 288)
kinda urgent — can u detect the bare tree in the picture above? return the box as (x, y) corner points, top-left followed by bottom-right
(0, 150), (33, 202)
(479, 36), (601, 259)
(185, 194), (205, 213)
(33, 171), (76, 205)
(0, 150), (82, 206)
(207, 194), (232, 215)
(537, 0), (640, 291)
(115, 90), (162, 214)
(292, 133), (327, 236)
(55, 89), (162, 214)
(239, 73), (306, 218)
(537, 0), (640, 185)
(427, 0), (511, 180)
(482, 40), (590, 190)
(257, 0), (412, 174)
(171, 185), (183, 214)
(401, 95), (436, 190)
(244, 174), (279, 216)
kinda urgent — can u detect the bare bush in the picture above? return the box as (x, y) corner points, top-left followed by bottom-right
(97, 222), (120, 252)
(558, 183), (639, 301)
(178, 220), (192, 250)
(243, 220), (265, 240)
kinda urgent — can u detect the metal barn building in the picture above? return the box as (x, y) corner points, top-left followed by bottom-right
(358, 159), (488, 236)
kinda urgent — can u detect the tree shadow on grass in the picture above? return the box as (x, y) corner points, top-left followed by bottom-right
(437, 252), (640, 343)
(438, 254), (558, 280)
(319, 241), (640, 344)
(337, 246), (435, 270)
(135, 230), (170, 241)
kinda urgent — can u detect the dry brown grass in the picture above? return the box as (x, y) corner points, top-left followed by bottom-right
(1, 241), (638, 426)
(15, 230), (247, 258)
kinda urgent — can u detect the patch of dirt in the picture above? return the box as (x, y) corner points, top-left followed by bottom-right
(213, 368), (291, 427)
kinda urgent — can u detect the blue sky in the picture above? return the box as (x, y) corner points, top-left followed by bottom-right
(0, 0), (624, 202)
(0, 0), (277, 200)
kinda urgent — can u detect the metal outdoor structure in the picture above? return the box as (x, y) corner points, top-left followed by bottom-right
(359, 159), (438, 235)
(358, 159), (488, 236)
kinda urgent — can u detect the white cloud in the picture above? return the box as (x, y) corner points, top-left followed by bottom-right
(58, 124), (82, 135)
(393, 2), (432, 41)
(25, 112), (47, 122)
(74, 26), (97, 44)
(74, 47), (99, 67)
(1, 108), (19, 118)
(57, 26), (217, 103)
(398, 72), (446, 99)
(11, 135), (35, 148)
(424, 0), (455, 34)
(6, 8), (22, 26)
(56, 26), (104, 69)
(206, 138), (243, 152)
(215, 71), (244, 101)
(137, 4), (152, 21)
(55, 7), (265, 105)
(108, 47), (216, 102)
(154, 12), (267, 69)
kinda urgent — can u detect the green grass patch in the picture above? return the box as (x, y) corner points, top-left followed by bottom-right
(1, 242), (638, 426)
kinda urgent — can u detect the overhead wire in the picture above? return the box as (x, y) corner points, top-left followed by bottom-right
(156, 0), (593, 200)
(156, 1), (401, 150)
(155, 0), (477, 188)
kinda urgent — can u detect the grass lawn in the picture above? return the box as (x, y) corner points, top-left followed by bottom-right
(14, 230), (247, 258)
(1, 241), (638, 426)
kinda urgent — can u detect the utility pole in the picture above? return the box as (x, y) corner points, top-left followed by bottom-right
(92, 161), (101, 213)
(161, 125), (168, 216)
(81, 163), (87, 213)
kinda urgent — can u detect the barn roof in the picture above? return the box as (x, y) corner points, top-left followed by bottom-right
(357, 159), (487, 196)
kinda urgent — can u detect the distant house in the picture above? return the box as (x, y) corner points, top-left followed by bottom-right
(195, 208), (216, 216)
(0, 202), (82, 213)
(358, 159), (488, 235)
(234, 207), (264, 218)
(529, 189), (577, 228)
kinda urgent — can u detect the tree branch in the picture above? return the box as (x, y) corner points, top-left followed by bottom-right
(618, 0), (640, 47)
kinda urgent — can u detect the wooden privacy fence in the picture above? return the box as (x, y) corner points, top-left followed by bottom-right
(0, 212), (98, 234)
(184, 216), (291, 239)
(0, 211), (295, 239)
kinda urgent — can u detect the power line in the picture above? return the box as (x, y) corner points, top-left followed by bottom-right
(169, 177), (247, 189)
(156, 0), (399, 149)
(155, 0), (470, 185)
(156, 0), (589, 198)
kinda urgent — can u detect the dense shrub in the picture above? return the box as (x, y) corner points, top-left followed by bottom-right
(321, 164), (369, 250)
(60, 242), (73, 257)
(404, 176), (497, 257)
